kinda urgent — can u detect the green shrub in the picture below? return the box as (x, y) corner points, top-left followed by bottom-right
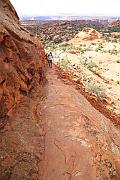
(86, 83), (105, 99)
(87, 61), (98, 70)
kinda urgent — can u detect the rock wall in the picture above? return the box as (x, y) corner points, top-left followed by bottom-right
(0, 0), (46, 118)
(0, 1), (46, 179)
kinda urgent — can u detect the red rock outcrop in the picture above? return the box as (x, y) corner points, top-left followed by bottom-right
(0, 0), (46, 118)
(69, 27), (101, 44)
(81, 27), (101, 40)
(0, 0), (46, 179)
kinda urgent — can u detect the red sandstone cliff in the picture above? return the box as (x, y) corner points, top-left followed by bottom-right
(0, 0), (46, 119)
(0, 1), (46, 179)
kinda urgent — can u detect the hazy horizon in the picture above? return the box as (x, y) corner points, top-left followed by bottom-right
(20, 13), (120, 17)
(10, 0), (120, 17)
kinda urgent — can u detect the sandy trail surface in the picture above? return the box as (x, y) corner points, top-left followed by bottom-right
(39, 66), (120, 180)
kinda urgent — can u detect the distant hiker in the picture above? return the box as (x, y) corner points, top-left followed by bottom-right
(47, 52), (53, 68)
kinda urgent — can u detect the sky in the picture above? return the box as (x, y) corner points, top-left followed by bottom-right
(10, 0), (120, 16)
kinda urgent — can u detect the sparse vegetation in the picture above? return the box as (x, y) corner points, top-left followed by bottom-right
(24, 20), (120, 113)
(86, 61), (98, 70)
(86, 83), (105, 99)
(59, 55), (70, 71)
(116, 60), (120, 63)
(108, 49), (118, 55)
(95, 43), (104, 52)
(116, 81), (120, 85)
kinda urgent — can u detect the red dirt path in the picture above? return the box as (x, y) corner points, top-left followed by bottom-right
(39, 66), (120, 180)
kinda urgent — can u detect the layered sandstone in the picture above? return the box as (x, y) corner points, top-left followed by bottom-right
(0, 0), (46, 118)
(0, 0), (46, 179)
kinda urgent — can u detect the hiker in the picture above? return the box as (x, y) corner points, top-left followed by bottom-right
(47, 52), (53, 68)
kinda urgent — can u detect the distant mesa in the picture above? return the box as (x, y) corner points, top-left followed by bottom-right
(69, 27), (101, 44)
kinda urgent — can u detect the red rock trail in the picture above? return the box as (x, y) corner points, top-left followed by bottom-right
(1, 1), (120, 179)
(39, 66), (120, 180)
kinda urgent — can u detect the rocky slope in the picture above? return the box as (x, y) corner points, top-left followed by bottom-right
(0, 0), (46, 119)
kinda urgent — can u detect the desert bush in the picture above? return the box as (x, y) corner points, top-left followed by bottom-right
(95, 48), (99, 52)
(86, 83), (105, 99)
(108, 49), (118, 55)
(89, 56), (92, 59)
(116, 81), (120, 85)
(80, 44), (83, 47)
(99, 43), (103, 48)
(59, 56), (70, 71)
(112, 38), (118, 43)
(75, 46), (82, 51)
(101, 49), (107, 53)
(116, 60), (120, 63)
(80, 49), (86, 54)
(86, 61), (98, 70)
(91, 42), (96, 45)
(95, 43), (103, 52)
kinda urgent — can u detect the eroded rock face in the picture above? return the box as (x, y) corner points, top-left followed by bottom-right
(69, 27), (101, 44)
(0, 0), (46, 118)
(0, 0), (46, 179)
(81, 27), (101, 40)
